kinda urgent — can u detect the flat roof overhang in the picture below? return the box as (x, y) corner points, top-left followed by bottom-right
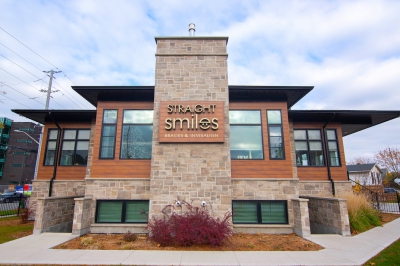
(72, 85), (313, 108)
(11, 110), (97, 125)
(289, 110), (400, 136)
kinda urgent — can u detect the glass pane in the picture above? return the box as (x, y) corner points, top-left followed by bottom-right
(48, 129), (58, 140)
(78, 130), (90, 139)
(47, 141), (56, 149)
(63, 130), (76, 139)
(97, 201), (122, 222)
(75, 147), (88, 165)
(232, 201), (258, 223)
(102, 136), (115, 146)
(76, 141), (89, 150)
(44, 150), (55, 166)
(296, 151), (309, 166)
(62, 141), (75, 150)
(295, 141), (307, 150)
(326, 130), (336, 140)
(329, 151), (340, 166)
(269, 126), (282, 137)
(261, 202), (287, 223)
(229, 111), (261, 124)
(294, 130), (306, 140)
(123, 110), (153, 124)
(60, 141), (75, 165)
(103, 110), (117, 124)
(120, 125), (153, 159)
(310, 150), (324, 166)
(308, 130), (321, 140)
(100, 146), (114, 158)
(230, 126), (263, 159)
(309, 141), (322, 151)
(267, 110), (281, 124)
(125, 201), (149, 222)
(328, 141), (338, 150)
(103, 125), (116, 137)
(270, 147), (284, 159)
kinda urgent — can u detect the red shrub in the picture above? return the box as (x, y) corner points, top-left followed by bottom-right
(147, 201), (232, 247)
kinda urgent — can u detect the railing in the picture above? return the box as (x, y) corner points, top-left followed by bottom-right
(0, 194), (28, 217)
(350, 179), (400, 214)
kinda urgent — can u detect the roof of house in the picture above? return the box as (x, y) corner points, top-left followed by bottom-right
(347, 163), (378, 172)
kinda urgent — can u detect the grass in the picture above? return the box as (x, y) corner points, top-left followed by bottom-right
(0, 216), (34, 244)
(364, 237), (400, 266)
(0, 209), (18, 216)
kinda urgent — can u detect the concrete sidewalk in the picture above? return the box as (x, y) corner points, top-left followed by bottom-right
(1, 218), (399, 266)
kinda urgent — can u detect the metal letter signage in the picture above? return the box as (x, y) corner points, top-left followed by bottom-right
(159, 101), (225, 143)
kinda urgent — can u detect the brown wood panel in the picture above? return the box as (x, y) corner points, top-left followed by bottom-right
(90, 101), (154, 178)
(230, 102), (294, 179)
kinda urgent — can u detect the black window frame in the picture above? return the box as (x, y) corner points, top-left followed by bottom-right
(232, 200), (288, 224)
(99, 109), (118, 159)
(229, 110), (264, 160)
(294, 129), (325, 167)
(16, 139), (32, 143)
(267, 110), (285, 160)
(325, 129), (341, 167)
(95, 199), (149, 224)
(59, 128), (90, 166)
(43, 129), (59, 166)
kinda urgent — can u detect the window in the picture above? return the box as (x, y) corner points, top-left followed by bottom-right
(14, 152), (31, 155)
(44, 129), (59, 166)
(267, 110), (284, 159)
(294, 129), (324, 166)
(16, 139), (32, 143)
(232, 200), (288, 224)
(100, 110), (117, 159)
(96, 200), (149, 223)
(12, 164), (28, 167)
(60, 129), (90, 166)
(18, 128), (34, 132)
(229, 110), (263, 159)
(120, 110), (153, 159)
(326, 129), (340, 166)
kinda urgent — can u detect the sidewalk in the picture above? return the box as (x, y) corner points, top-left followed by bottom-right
(1, 218), (399, 266)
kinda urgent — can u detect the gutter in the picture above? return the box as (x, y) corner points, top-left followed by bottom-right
(323, 113), (336, 196)
(48, 112), (61, 197)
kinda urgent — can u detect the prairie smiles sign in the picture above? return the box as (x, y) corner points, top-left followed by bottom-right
(159, 101), (225, 143)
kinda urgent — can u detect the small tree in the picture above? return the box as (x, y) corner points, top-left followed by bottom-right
(374, 147), (400, 187)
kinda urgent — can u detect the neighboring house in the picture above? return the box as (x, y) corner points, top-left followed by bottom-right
(347, 163), (383, 186)
(11, 34), (400, 236)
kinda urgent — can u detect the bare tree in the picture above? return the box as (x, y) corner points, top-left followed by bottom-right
(346, 156), (374, 165)
(374, 147), (400, 187)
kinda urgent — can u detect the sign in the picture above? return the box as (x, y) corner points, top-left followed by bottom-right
(159, 101), (225, 143)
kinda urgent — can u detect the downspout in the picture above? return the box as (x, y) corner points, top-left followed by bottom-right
(323, 113), (336, 196)
(48, 112), (61, 197)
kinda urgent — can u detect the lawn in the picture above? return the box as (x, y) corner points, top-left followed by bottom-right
(0, 216), (34, 244)
(364, 237), (400, 266)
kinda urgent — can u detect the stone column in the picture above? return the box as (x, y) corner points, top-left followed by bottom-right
(150, 37), (232, 218)
(72, 197), (94, 235)
(292, 198), (311, 237)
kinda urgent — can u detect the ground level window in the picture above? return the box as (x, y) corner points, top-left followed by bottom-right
(95, 200), (149, 223)
(232, 200), (288, 224)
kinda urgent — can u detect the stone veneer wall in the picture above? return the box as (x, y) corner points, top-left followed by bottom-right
(302, 196), (351, 236)
(150, 37), (232, 218)
(298, 181), (352, 197)
(292, 198), (311, 237)
(33, 195), (83, 234)
(72, 197), (93, 235)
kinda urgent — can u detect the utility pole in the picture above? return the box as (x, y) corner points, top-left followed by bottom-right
(42, 70), (61, 109)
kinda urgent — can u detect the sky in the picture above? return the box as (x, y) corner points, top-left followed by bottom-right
(0, 0), (399, 162)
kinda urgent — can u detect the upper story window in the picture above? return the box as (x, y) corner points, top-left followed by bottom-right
(16, 139), (32, 143)
(44, 129), (59, 166)
(100, 110), (118, 159)
(229, 110), (263, 160)
(267, 110), (285, 159)
(326, 129), (340, 166)
(294, 129), (324, 166)
(120, 110), (153, 159)
(60, 129), (90, 166)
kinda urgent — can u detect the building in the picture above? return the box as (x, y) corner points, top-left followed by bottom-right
(347, 163), (383, 186)
(12, 35), (400, 237)
(0, 118), (41, 189)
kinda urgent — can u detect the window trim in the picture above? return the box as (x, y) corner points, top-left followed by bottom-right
(95, 199), (149, 224)
(294, 129), (325, 167)
(229, 109), (265, 160)
(99, 109), (118, 159)
(267, 110), (285, 160)
(325, 129), (341, 167)
(43, 128), (59, 166)
(232, 200), (288, 224)
(59, 128), (90, 166)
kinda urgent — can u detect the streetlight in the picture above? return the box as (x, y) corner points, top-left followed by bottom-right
(14, 130), (39, 144)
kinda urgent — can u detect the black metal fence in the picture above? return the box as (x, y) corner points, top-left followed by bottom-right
(350, 179), (400, 214)
(0, 193), (28, 217)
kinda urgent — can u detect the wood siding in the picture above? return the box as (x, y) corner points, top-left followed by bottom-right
(293, 122), (348, 181)
(90, 101), (154, 178)
(230, 102), (294, 179)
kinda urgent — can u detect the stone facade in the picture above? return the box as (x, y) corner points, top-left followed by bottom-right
(292, 198), (311, 237)
(72, 197), (93, 235)
(150, 37), (232, 218)
(298, 181), (352, 197)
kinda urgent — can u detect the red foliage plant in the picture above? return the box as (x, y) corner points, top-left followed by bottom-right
(147, 201), (232, 247)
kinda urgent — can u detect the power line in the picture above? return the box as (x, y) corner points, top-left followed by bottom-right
(0, 53), (42, 80)
(0, 91), (30, 108)
(0, 82), (45, 106)
(0, 67), (42, 92)
(52, 80), (87, 108)
(0, 42), (42, 72)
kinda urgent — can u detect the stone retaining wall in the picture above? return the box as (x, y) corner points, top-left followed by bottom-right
(292, 198), (311, 237)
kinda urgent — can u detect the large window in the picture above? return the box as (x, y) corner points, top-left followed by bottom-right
(294, 129), (324, 166)
(60, 129), (90, 166)
(44, 129), (59, 166)
(232, 200), (288, 224)
(120, 110), (153, 159)
(326, 129), (340, 166)
(267, 110), (284, 159)
(100, 110), (118, 159)
(96, 200), (149, 223)
(229, 110), (263, 160)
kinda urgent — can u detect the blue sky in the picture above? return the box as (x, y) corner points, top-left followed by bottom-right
(1, 0), (399, 162)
